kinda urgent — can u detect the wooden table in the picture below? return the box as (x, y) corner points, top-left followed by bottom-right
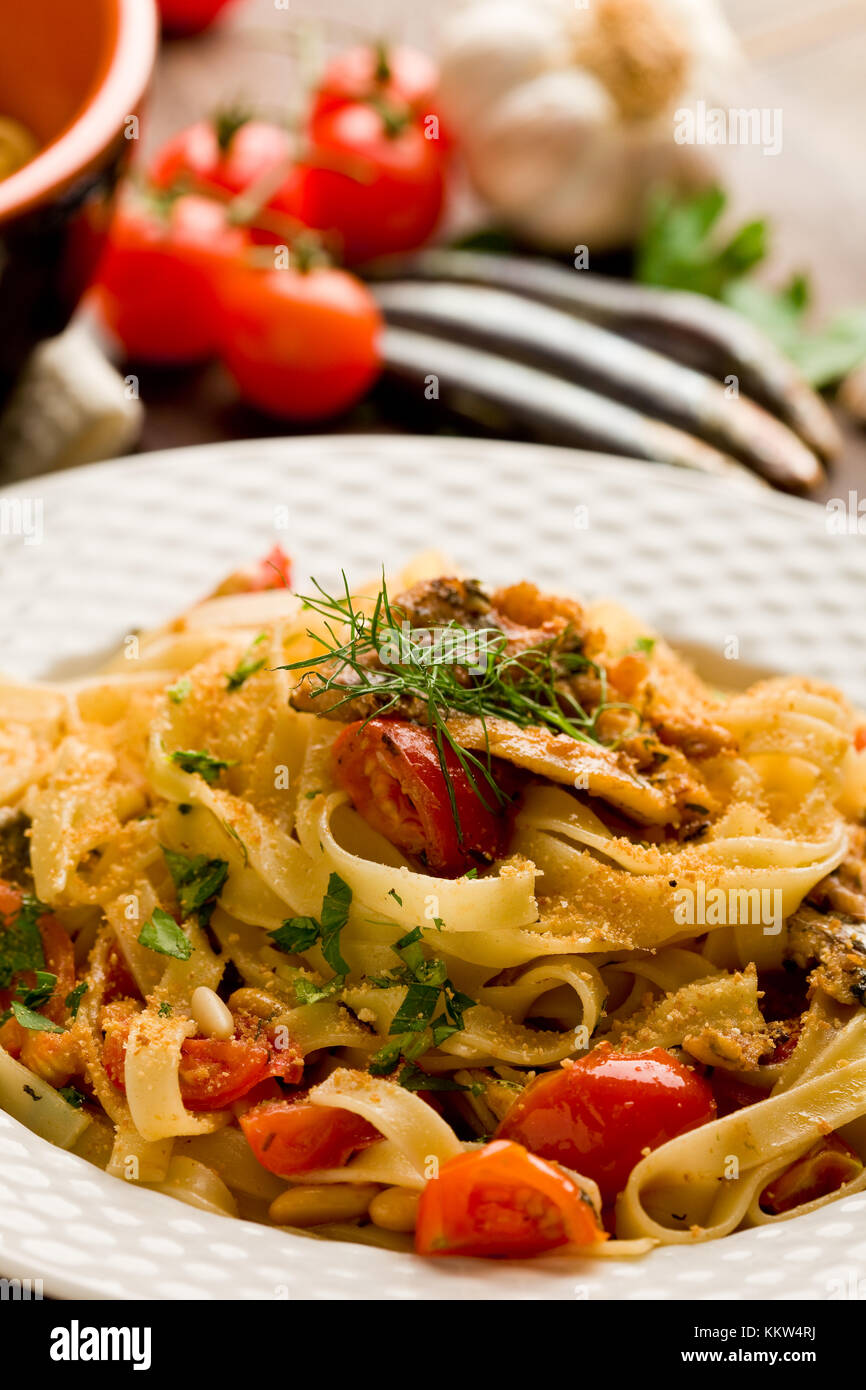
(137, 0), (866, 502)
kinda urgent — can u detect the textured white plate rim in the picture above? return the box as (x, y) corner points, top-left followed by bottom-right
(0, 433), (863, 1302)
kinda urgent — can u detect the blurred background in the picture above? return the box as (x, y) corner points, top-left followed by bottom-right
(1, 0), (864, 499)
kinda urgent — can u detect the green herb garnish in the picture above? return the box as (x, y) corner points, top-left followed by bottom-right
(166, 677), (192, 705)
(168, 749), (235, 785)
(281, 572), (621, 839)
(225, 634), (268, 691)
(368, 926), (475, 1083)
(637, 186), (866, 388)
(9, 1002), (63, 1033)
(58, 1086), (86, 1109)
(138, 908), (193, 960)
(0, 892), (47, 989)
(65, 981), (87, 1019)
(269, 874), (353, 1001)
(162, 847), (229, 925)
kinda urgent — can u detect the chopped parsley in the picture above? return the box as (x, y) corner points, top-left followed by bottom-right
(158, 1001), (173, 1018)
(16, 970), (56, 1011)
(58, 1086), (86, 1109)
(168, 748), (235, 785)
(387, 889), (403, 907)
(225, 634), (268, 691)
(166, 677), (192, 705)
(0, 892), (47, 989)
(9, 1002), (63, 1033)
(137, 908), (193, 960)
(634, 636), (656, 654)
(162, 846), (229, 925)
(65, 981), (87, 1019)
(368, 927), (476, 1085)
(268, 874), (353, 1004)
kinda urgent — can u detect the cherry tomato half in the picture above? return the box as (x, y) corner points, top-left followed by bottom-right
(239, 1098), (381, 1176)
(333, 719), (521, 878)
(91, 190), (247, 363)
(495, 1045), (717, 1205)
(216, 260), (382, 420)
(102, 1010), (303, 1110)
(415, 1139), (607, 1258)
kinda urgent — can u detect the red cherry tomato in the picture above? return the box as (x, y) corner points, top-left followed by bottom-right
(239, 1098), (381, 1176)
(312, 44), (442, 127)
(332, 719), (521, 878)
(291, 101), (444, 264)
(157, 0), (237, 38)
(415, 1139), (607, 1259)
(91, 191), (247, 363)
(102, 1010), (302, 1110)
(0, 882), (76, 1056)
(216, 260), (382, 420)
(495, 1045), (717, 1205)
(855, 726), (866, 752)
(150, 117), (293, 200)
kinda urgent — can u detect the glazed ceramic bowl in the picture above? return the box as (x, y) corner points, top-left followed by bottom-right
(0, 0), (158, 406)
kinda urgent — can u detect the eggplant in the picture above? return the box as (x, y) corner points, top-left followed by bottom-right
(381, 327), (765, 488)
(373, 281), (821, 491)
(365, 250), (841, 462)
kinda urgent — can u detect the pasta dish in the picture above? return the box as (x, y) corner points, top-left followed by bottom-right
(2, 546), (866, 1260)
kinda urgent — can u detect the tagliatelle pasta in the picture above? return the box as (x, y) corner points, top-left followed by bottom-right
(1, 551), (865, 1261)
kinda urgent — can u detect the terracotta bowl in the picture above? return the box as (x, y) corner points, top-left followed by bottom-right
(0, 0), (158, 407)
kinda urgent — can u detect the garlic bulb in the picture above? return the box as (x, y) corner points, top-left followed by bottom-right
(438, 0), (741, 250)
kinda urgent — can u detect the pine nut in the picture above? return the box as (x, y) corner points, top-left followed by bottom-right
(190, 986), (234, 1040)
(368, 1186), (420, 1233)
(268, 1183), (380, 1227)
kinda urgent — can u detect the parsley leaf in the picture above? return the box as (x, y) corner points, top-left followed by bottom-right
(16, 970), (56, 1012)
(225, 634), (268, 691)
(636, 186), (866, 388)
(10, 1001), (63, 1033)
(319, 874), (352, 976)
(294, 975), (346, 1005)
(58, 1086), (86, 1109)
(138, 908), (193, 960)
(162, 847), (228, 925)
(168, 749), (235, 785)
(0, 892), (47, 989)
(65, 981), (87, 1019)
(166, 677), (192, 705)
(269, 917), (321, 954)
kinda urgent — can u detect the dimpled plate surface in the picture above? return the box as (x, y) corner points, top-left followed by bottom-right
(0, 435), (864, 1302)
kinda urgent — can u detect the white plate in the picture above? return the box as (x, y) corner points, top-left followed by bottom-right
(1, 435), (865, 1301)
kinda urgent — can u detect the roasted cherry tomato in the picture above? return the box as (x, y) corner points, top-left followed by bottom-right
(216, 260), (382, 420)
(91, 190), (247, 363)
(760, 1134), (863, 1214)
(150, 116), (293, 200)
(290, 101), (444, 264)
(0, 882), (76, 1056)
(415, 1139), (606, 1258)
(239, 1098), (381, 1176)
(102, 1010), (302, 1110)
(495, 1045), (717, 1205)
(157, 0), (237, 37)
(312, 43), (442, 127)
(333, 719), (521, 877)
(855, 726), (866, 753)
